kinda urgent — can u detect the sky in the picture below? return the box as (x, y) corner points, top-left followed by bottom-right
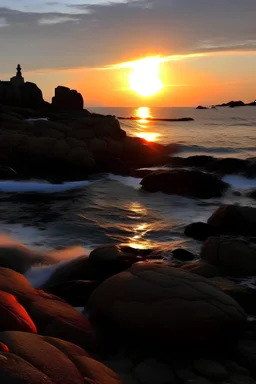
(0, 0), (256, 107)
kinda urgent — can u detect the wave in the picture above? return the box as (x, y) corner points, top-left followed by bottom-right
(222, 175), (256, 190)
(175, 144), (256, 156)
(0, 180), (92, 193)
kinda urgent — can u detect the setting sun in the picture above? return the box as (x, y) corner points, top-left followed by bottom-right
(129, 57), (164, 97)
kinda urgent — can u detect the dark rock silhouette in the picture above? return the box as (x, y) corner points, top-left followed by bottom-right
(0, 65), (45, 108)
(140, 169), (229, 199)
(217, 100), (256, 108)
(52, 86), (84, 111)
(196, 105), (208, 110)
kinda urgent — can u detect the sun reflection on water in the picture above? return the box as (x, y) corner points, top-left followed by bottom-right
(134, 107), (160, 142)
(125, 202), (153, 249)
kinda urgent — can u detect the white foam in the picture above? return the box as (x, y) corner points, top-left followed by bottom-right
(223, 175), (256, 190)
(25, 263), (62, 288)
(0, 180), (92, 193)
(107, 174), (141, 189)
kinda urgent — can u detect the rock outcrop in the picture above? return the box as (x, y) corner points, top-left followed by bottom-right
(52, 86), (84, 111)
(201, 236), (256, 276)
(140, 169), (228, 198)
(207, 205), (256, 236)
(0, 107), (170, 180)
(88, 262), (246, 349)
(0, 81), (45, 108)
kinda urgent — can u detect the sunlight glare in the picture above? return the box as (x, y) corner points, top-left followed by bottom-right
(129, 57), (164, 97)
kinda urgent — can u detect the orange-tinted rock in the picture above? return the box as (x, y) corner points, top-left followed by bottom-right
(0, 331), (122, 384)
(0, 291), (37, 333)
(28, 297), (98, 351)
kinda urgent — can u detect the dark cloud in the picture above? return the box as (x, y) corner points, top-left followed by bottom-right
(0, 0), (256, 72)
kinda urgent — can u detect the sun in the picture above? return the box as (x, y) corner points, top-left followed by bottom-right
(129, 57), (164, 97)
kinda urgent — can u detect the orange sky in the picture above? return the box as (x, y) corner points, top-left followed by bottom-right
(20, 51), (255, 107)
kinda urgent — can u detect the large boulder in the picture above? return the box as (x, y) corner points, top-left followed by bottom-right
(207, 205), (256, 236)
(52, 86), (84, 111)
(88, 262), (246, 349)
(0, 331), (122, 384)
(140, 169), (228, 198)
(200, 236), (256, 276)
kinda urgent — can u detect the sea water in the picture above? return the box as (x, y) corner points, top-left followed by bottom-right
(0, 106), (255, 287)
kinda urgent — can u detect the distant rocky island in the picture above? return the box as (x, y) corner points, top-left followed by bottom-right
(197, 100), (256, 109)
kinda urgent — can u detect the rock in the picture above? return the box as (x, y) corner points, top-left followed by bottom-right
(140, 169), (228, 198)
(88, 262), (246, 350)
(196, 106), (208, 109)
(206, 158), (249, 175)
(181, 260), (223, 278)
(88, 245), (144, 281)
(212, 279), (256, 315)
(168, 156), (214, 169)
(229, 375), (256, 384)
(184, 222), (220, 241)
(46, 280), (100, 307)
(0, 267), (98, 350)
(27, 296), (98, 350)
(133, 359), (174, 384)
(0, 267), (40, 306)
(0, 331), (122, 384)
(193, 359), (229, 381)
(175, 367), (197, 382)
(0, 291), (37, 333)
(207, 205), (256, 236)
(52, 86), (84, 111)
(201, 236), (256, 276)
(225, 360), (250, 376)
(236, 340), (256, 378)
(0, 81), (45, 108)
(171, 248), (195, 261)
(42, 256), (92, 288)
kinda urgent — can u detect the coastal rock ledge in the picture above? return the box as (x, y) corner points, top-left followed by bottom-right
(0, 106), (170, 180)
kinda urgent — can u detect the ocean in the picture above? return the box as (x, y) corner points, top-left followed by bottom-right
(0, 106), (255, 287)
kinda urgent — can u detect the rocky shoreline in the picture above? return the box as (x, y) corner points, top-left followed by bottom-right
(0, 204), (255, 383)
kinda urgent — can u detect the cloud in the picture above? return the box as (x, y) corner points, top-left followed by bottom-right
(38, 15), (81, 24)
(0, 0), (256, 73)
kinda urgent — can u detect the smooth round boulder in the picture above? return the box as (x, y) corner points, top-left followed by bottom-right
(88, 262), (246, 349)
(207, 205), (256, 236)
(201, 236), (256, 276)
(171, 248), (195, 262)
(184, 222), (220, 241)
(0, 291), (37, 333)
(88, 244), (144, 281)
(140, 169), (228, 198)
